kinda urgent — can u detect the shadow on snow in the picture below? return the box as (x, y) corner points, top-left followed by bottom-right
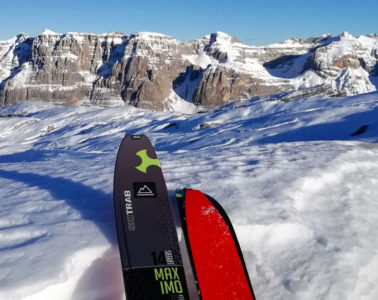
(254, 106), (378, 144)
(0, 167), (116, 244)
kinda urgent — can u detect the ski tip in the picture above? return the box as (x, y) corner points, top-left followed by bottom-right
(130, 134), (143, 140)
(180, 188), (257, 300)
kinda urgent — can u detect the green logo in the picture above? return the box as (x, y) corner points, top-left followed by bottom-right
(154, 267), (183, 295)
(136, 149), (161, 173)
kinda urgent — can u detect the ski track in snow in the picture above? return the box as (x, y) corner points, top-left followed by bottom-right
(0, 93), (378, 299)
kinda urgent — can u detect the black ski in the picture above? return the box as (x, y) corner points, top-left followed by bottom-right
(113, 135), (190, 299)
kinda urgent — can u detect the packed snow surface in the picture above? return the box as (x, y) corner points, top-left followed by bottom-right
(1, 92), (378, 300)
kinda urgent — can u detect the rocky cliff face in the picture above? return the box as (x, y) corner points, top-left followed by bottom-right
(0, 30), (377, 110)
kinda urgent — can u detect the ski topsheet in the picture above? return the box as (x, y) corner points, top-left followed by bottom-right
(177, 189), (256, 300)
(114, 135), (190, 299)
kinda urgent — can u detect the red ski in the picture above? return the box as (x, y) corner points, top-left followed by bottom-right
(177, 189), (256, 300)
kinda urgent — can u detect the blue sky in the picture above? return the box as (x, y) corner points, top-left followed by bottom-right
(1, 0), (377, 45)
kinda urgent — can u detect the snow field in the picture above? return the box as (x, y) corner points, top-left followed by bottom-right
(1, 92), (378, 299)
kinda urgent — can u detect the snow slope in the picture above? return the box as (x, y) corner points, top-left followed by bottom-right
(1, 92), (378, 299)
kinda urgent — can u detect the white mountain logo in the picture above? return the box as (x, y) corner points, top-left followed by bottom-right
(137, 185), (155, 196)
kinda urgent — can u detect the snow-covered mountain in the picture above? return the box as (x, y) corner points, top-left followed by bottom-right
(1, 91), (378, 299)
(0, 30), (377, 110)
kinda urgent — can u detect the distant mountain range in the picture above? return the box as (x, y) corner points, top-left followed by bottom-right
(0, 30), (377, 111)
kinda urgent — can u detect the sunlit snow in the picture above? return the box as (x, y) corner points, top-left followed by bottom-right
(1, 92), (378, 299)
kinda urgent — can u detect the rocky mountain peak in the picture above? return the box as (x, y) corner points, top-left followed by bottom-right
(135, 31), (173, 39)
(0, 30), (377, 110)
(40, 29), (61, 36)
(340, 31), (354, 39)
(209, 31), (240, 44)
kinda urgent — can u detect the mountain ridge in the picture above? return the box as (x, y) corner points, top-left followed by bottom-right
(0, 30), (377, 111)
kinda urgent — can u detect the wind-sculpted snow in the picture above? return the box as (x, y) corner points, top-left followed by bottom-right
(0, 93), (378, 299)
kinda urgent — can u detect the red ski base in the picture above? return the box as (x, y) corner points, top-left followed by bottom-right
(183, 189), (256, 300)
